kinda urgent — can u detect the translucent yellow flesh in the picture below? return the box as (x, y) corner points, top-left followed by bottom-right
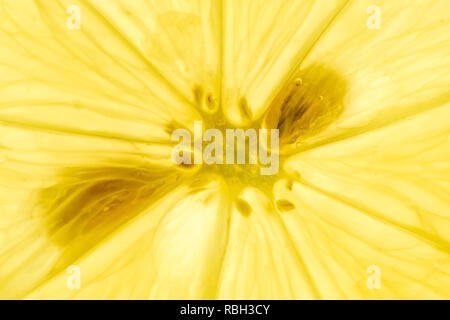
(0, 0), (449, 299)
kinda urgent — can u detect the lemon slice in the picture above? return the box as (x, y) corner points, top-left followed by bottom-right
(0, 0), (449, 299)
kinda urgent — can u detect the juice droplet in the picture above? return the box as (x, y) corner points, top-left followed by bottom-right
(276, 199), (295, 212)
(294, 78), (303, 86)
(236, 198), (252, 217)
(205, 93), (216, 110)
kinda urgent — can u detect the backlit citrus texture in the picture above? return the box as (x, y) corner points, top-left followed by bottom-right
(0, 0), (449, 299)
